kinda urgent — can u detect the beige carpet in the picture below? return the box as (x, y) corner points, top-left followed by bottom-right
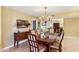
(1, 37), (79, 52)
(2, 42), (30, 52)
(63, 37), (79, 52)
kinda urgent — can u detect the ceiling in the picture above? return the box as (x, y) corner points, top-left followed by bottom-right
(6, 6), (79, 17)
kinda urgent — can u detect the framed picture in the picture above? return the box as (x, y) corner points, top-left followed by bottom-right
(17, 20), (30, 28)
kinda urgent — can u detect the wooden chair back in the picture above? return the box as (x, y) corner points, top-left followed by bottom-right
(59, 29), (64, 51)
(36, 29), (40, 35)
(49, 28), (54, 34)
(28, 34), (39, 52)
(31, 30), (36, 35)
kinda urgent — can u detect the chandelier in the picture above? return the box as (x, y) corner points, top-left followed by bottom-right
(39, 7), (53, 21)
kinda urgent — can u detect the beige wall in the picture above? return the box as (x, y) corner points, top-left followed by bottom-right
(0, 6), (2, 46)
(2, 7), (34, 48)
(64, 17), (79, 37)
(55, 10), (79, 37)
(56, 10), (79, 18)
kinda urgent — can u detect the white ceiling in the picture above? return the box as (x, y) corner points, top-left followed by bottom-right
(6, 6), (79, 17)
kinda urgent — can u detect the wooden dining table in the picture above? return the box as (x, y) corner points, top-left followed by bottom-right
(37, 37), (56, 52)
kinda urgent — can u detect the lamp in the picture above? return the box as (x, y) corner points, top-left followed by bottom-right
(39, 7), (53, 22)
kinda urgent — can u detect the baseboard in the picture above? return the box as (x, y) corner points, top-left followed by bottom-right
(64, 36), (79, 40)
(1, 39), (28, 52)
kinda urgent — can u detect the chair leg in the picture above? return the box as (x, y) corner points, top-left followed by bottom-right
(59, 48), (62, 52)
(59, 45), (62, 52)
(14, 40), (16, 47)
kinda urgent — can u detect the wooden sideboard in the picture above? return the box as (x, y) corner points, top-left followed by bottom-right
(14, 31), (30, 48)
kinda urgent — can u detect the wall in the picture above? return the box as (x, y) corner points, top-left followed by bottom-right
(64, 17), (79, 37)
(55, 10), (79, 37)
(56, 10), (79, 18)
(2, 7), (33, 48)
(0, 6), (1, 47)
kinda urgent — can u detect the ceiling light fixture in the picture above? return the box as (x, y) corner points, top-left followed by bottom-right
(39, 7), (53, 21)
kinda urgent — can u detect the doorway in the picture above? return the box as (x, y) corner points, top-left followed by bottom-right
(32, 20), (36, 30)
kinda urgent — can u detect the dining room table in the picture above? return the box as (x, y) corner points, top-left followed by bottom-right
(37, 34), (57, 52)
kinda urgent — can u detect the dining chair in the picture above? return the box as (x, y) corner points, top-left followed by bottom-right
(31, 30), (36, 35)
(49, 28), (54, 34)
(49, 29), (64, 52)
(28, 34), (46, 52)
(58, 27), (63, 36)
(36, 29), (41, 37)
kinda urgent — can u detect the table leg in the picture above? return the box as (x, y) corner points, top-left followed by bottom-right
(17, 40), (19, 48)
(46, 44), (50, 52)
(14, 40), (16, 47)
